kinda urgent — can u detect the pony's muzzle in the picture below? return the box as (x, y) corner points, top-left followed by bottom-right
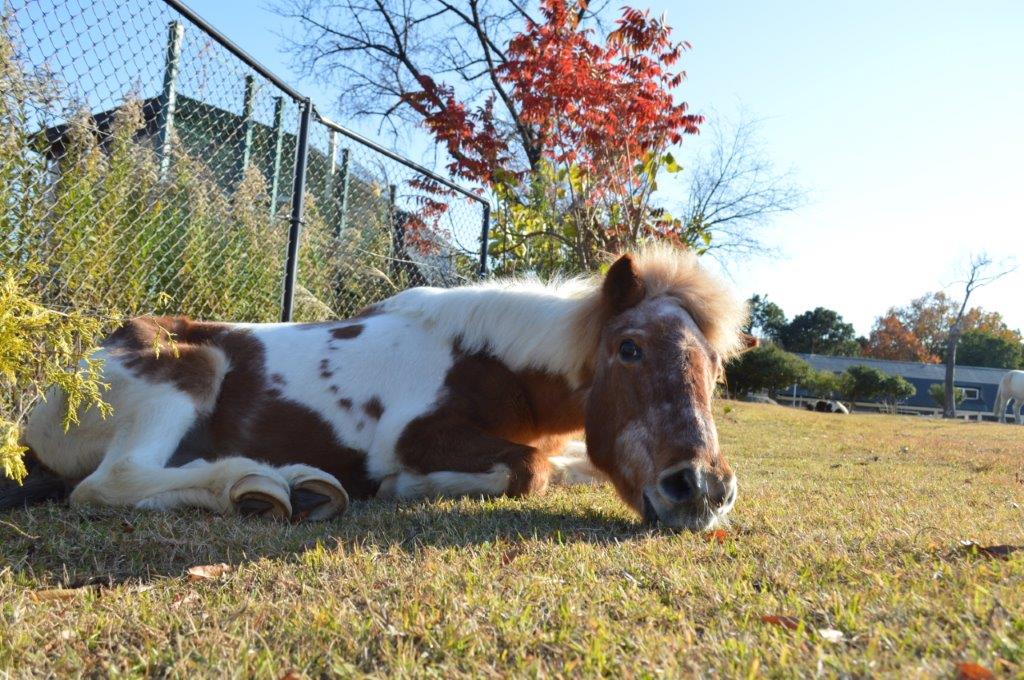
(646, 463), (737, 530)
(659, 464), (733, 508)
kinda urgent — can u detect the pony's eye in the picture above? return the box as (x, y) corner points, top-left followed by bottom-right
(618, 339), (643, 362)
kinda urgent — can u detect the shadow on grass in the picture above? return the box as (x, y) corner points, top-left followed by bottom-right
(0, 496), (649, 587)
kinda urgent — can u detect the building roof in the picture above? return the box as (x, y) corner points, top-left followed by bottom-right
(795, 353), (1012, 386)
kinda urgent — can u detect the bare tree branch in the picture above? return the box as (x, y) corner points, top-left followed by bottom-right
(274, 0), (609, 165)
(678, 111), (804, 260)
(943, 253), (1017, 417)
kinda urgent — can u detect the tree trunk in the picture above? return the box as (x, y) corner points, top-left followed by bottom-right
(943, 326), (961, 418)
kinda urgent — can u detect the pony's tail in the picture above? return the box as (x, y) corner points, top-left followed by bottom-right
(0, 449), (70, 511)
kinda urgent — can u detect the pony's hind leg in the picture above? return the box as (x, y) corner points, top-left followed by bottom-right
(277, 464), (349, 520)
(65, 361), (293, 519)
(94, 456), (295, 519)
(66, 381), (343, 521)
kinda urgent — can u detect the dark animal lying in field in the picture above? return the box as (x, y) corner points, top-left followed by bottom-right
(806, 399), (849, 414)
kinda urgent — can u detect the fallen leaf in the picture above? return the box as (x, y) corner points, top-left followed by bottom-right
(186, 563), (232, 581)
(955, 662), (995, 680)
(817, 628), (845, 643)
(171, 590), (200, 610)
(959, 541), (1022, 559)
(121, 521), (135, 533)
(500, 546), (525, 565)
(704, 529), (727, 544)
(760, 615), (800, 630)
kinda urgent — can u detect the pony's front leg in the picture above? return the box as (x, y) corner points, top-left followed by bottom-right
(388, 423), (552, 500)
(547, 440), (609, 487)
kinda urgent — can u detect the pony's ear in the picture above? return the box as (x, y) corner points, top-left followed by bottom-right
(602, 254), (646, 314)
(739, 333), (760, 351)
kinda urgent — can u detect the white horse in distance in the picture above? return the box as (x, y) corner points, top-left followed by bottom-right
(994, 370), (1024, 424)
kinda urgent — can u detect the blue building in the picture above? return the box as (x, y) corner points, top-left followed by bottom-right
(779, 354), (1012, 419)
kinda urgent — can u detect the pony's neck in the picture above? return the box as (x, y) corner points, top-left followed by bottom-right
(381, 278), (605, 386)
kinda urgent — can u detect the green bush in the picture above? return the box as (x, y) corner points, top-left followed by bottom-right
(839, 365), (915, 413)
(801, 369), (840, 399)
(0, 268), (113, 482)
(725, 344), (810, 398)
(928, 383), (964, 408)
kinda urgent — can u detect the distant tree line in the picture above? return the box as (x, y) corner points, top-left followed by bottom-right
(745, 291), (1023, 370)
(724, 345), (916, 413)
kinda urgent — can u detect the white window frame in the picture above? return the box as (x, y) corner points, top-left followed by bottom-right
(958, 387), (980, 401)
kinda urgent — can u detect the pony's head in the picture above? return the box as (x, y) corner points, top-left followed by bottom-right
(580, 246), (750, 531)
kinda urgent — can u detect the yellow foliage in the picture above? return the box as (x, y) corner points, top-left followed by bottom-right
(0, 268), (112, 482)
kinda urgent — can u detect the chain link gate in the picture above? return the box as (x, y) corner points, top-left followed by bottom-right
(1, 0), (490, 325)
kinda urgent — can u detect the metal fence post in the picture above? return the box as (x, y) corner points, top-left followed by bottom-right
(156, 21), (183, 180)
(268, 96), (285, 215)
(388, 184), (399, 281)
(238, 74), (256, 183)
(478, 202), (491, 277)
(336, 148), (350, 237)
(325, 130), (337, 190)
(280, 98), (313, 322)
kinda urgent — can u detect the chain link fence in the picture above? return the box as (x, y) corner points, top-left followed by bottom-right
(1, 0), (489, 325)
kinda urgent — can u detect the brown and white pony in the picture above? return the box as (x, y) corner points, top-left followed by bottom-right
(6, 246), (749, 531)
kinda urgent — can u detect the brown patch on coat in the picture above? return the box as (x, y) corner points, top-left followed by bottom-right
(352, 303), (382, 319)
(104, 316), (232, 408)
(330, 324), (364, 340)
(338, 398), (353, 410)
(328, 385), (339, 394)
(362, 397), (385, 420)
(270, 373), (286, 385)
(114, 317), (380, 499)
(395, 345), (586, 496)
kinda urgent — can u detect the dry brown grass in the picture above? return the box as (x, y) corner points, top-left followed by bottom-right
(1, 402), (1022, 678)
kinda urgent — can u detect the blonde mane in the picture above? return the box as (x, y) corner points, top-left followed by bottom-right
(625, 243), (750, 360)
(380, 244), (748, 385)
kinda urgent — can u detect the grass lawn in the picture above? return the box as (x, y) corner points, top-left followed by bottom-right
(1, 402), (1022, 678)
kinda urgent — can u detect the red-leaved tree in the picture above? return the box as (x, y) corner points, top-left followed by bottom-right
(398, 1), (703, 271)
(862, 313), (939, 363)
(282, 0), (713, 274)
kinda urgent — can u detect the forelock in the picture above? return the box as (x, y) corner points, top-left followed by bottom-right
(628, 244), (749, 360)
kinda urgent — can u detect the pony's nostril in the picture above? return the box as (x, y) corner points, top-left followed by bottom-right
(659, 467), (700, 504)
(722, 479), (737, 507)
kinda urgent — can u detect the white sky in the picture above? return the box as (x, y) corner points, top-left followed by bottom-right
(188, 0), (1024, 336)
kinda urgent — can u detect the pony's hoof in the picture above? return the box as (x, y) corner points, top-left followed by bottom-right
(230, 474), (291, 520)
(289, 478), (349, 522)
(236, 493), (288, 519)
